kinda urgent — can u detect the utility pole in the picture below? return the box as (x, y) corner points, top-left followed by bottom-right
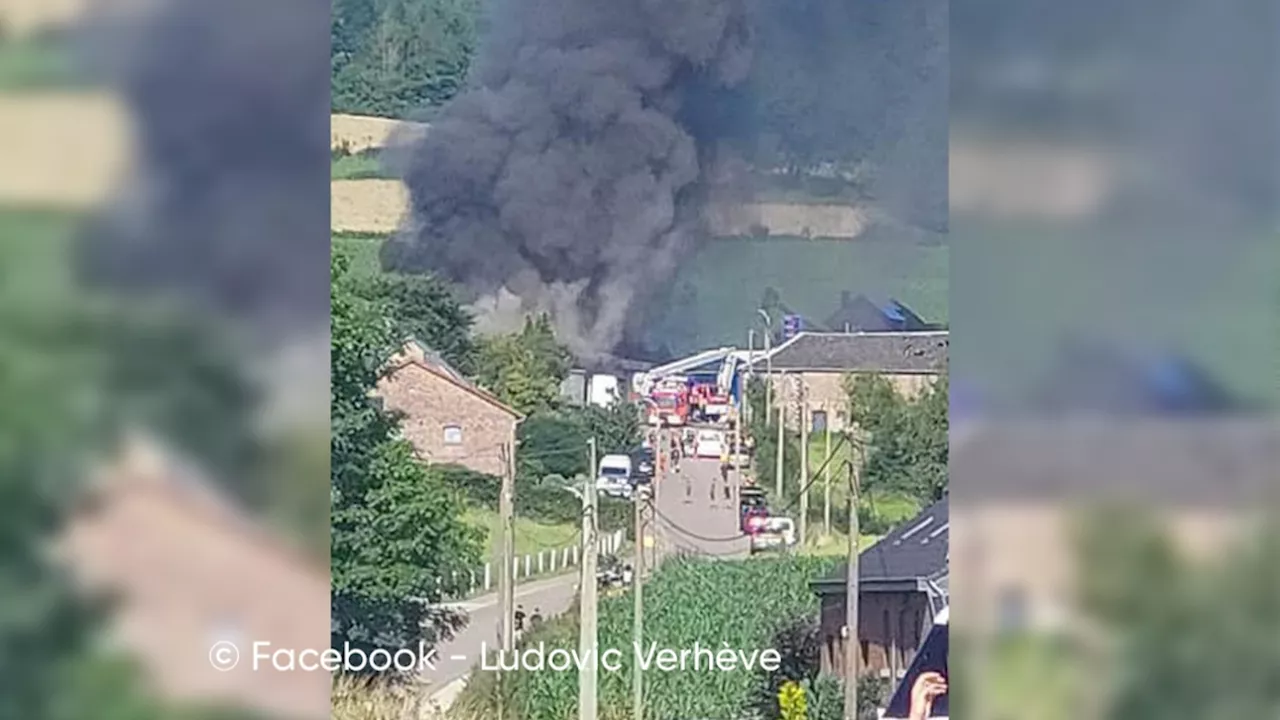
(497, 442), (515, 652)
(578, 438), (599, 720)
(758, 309), (772, 417)
(823, 421), (832, 537)
(774, 401), (785, 498)
(632, 487), (645, 720)
(798, 383), (809, 547)
(843, 455), (860, 720)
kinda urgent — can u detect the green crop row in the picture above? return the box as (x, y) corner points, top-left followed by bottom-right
(457, 554), (840, 720)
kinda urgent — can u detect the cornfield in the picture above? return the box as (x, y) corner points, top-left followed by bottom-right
(455, 554), (840, 720)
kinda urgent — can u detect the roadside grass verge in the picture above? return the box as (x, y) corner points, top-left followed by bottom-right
(464, 506), (580, 558)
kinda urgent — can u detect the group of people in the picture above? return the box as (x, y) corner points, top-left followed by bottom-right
(513, 605), (542, 633)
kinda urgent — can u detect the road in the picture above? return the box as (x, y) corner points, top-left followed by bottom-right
(425, 572), (581, 690)
(651, 426), (752, 560)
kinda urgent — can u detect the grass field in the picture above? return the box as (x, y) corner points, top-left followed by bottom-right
(330, 150), (389, 180)
(0, 35), (84, 90)
(0, 206), (77, 293)
(464, 507), (580, 558)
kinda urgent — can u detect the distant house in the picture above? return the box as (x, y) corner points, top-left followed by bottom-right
(950, 418), (1275, 635)
(750, 331), (948, 432)
(59, 435), (330, 720)
(811, 497), (948, 682)
(822, 293), (938, 334)
(377, 340), (522, 477)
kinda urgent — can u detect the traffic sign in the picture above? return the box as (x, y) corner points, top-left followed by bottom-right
(782, 314), (802, 339)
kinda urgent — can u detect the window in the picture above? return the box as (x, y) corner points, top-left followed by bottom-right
(812, 410), (828, 432)
(443, 425), (463, 445)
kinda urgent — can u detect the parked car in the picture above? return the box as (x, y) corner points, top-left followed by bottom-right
(694, 429), (723, 459)
(631, 447), (655, 485)
(596, 454), (632, 498)
(749, 516), (797, 553)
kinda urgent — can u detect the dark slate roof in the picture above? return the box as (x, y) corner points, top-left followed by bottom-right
(950, 418), (1280, 507)
(813, 496), (949, 595)
(753, 331), (948, 373)
(823, 294), (933, 334)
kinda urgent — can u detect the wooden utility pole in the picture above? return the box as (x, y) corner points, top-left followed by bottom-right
(774, 402), (785, 498)
(823, 423), (832, 537)
(843, 457), (860, 720)
(798, 384), (809, 547)
(578, 438), (599, 720)
(632, 487), (645, 720)
(497, 442), (515, 652)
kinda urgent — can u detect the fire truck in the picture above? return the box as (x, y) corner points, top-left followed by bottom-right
(647, 380), (689, 426)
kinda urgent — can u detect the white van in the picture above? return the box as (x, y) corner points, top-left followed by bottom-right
(596, 454), (632, 498)
(694, 429), (724, 459)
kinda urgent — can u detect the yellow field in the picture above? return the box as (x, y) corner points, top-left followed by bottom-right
(0, 92), (864, 238)
(0, 0), (85, 37)
(331, 179), (408, 234)
(331, 113), (427, 154)
(0, 90), (131, 208)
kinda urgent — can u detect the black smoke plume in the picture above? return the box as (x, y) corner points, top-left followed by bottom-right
(70, 0), (332, 344)
(382, 0), (753, 360)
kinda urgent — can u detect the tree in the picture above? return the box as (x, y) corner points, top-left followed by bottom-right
(330, 252), (483, 661)
(475, 314), (572, 416)
(1076, 509), (1280, 720)
(845, 371), (948, 504)
(331, 0), (482, 118)
(351, 271), (477, 374)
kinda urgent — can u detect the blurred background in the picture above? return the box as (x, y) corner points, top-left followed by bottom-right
(0, 0), (331, 717)
(950, 2), (1279, 720)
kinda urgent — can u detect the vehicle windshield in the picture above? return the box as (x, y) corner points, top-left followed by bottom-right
(600, 467), (628, 477)
(655, 395), (677, 408)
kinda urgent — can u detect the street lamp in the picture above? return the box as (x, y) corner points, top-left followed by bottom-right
(757, 309), (773, 418)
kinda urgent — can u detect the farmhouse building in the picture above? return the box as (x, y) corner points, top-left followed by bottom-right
(751, 330), (947, 432)
(377, 340), (521, 477)
(811, 497), (949, 682)
(59, 435), (331, 719)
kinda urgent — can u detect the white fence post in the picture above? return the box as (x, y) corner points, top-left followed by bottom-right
(512, 556), (519, 581)
(525, 555), (532, 577)
(538, 551), (545, 574)
(470, 570), (477, 593)
(483, 563), (492, 591)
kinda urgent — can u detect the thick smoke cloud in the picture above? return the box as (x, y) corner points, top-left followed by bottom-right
(71, 0), (332, 345)
(382, 0), (752, 360)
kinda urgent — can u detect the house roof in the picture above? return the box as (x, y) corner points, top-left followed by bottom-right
(822, 294), (933, 333)
(950, 417), (1279, 507)
(752, 331), (948, 373)
(812, 496), (949, 595)
(386, 340), (522, 419)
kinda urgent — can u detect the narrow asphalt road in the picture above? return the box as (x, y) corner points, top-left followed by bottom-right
(425, 572), (581, 689)
(652, 426), (751, 560)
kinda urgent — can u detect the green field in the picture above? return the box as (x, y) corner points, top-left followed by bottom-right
(330, 150), (391, 180)
(464, 507), (580, 558)
(333, 230), (949, 357)
(0, 36), (85, 90)
(0, 207), (78, 296)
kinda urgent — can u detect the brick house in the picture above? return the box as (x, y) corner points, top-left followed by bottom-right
(58, 434), (331, 720)
(811, 497), (948, 682)
(377, 340), (522, 477)
(750, 331), (948, 433)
